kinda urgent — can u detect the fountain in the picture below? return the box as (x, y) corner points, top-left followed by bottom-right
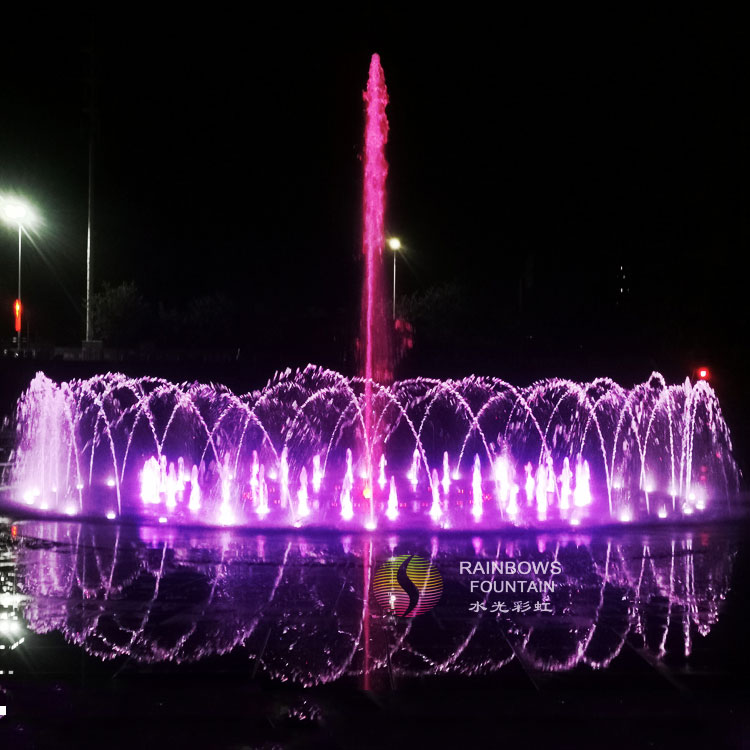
(1, 55), (743, 529)
(6, 368), (740, 529)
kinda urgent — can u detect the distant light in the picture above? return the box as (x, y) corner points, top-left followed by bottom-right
(1, 199), (30, 225)
(106, 511), (116, 520)
(697, 367), (709, 380)
(64, 505), (77, 516)
(76, 483), (84, 491)
(619, 510), (632, 523)
(364, 519), (377, 531)
(570, 517), (580, 526)
(657, 508), (668, 519)
(106, 478), (116, 488)
(387, 237), (401, 251)
(158, 516), (167, 524)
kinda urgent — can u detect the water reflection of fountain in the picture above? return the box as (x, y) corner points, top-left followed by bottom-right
(8, 521), (736, 686)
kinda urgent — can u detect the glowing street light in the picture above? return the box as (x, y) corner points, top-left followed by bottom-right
(1, 197), (35, 351)
(387, 237), (401, 320)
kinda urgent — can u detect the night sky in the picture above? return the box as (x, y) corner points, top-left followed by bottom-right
(0, 11), (747, 390)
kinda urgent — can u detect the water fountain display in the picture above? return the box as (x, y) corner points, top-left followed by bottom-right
(6, 367), (740, 529)
(1, 54), (742, 529)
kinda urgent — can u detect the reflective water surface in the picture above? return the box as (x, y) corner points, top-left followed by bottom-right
(1, 518), (748, 748)
(0, 519), (740, 682)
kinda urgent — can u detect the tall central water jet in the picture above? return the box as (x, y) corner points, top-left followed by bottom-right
(360, 53), (393, 521)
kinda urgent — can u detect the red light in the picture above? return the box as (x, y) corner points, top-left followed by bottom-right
(698, 367), (709, 380)
(14, 299), (21, 333)
(11, 525), (17, 537)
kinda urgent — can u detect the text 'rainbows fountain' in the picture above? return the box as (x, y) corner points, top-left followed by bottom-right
(5, 54), (742, 530)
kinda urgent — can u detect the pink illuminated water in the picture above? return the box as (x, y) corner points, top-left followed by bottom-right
(360, 53), (392, 387)
(7, 368), (741, 530)
(3, 56), (743, 532)
(360, 54), (392, 523)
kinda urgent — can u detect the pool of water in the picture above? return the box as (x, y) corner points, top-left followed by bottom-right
(1, 518), (748, 747)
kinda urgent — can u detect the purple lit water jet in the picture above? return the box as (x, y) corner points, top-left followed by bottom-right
(1, 55), (743, 531)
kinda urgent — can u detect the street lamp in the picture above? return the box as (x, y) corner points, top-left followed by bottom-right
(387, 237), (401, 320)
(1, 198), (34, 350)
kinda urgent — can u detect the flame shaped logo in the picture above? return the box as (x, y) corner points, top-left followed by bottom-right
(372, 554), (442, 617)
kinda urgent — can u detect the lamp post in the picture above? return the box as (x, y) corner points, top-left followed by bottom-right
(1, 199), (32, 351)
(387, 237), (401, 320)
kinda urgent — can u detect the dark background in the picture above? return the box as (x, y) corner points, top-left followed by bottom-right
(0, 9), (747, 465)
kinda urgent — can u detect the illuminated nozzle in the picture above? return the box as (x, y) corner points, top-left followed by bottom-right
(216, 503), (234, 526)
(493, 450), (512, 509)
(507, 484), (520, 518)
(441, 451), (451, 495)
(312, 454), (323, 493)
(386, 476), (399, 520)
(408, 448), (419, 488)
(471, 454), (483, 520)
(256, 465), (270, 517)
(141, 457), (161, 505)
(378, 455), (387, 490)
(297, 467), (310, 518)
(279, 447), (290, 508)
(559, 457), (572, 511)
(524, 463), (535, 506)
(250, 451), (259, 492)
(188, 465), (201, 511)
(166, 462), (178, 509)
(340, 449), (354, 521)
(535, 464), (548, 521)
(429, 469), (442, 522)
(573, 457), (592, 507)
